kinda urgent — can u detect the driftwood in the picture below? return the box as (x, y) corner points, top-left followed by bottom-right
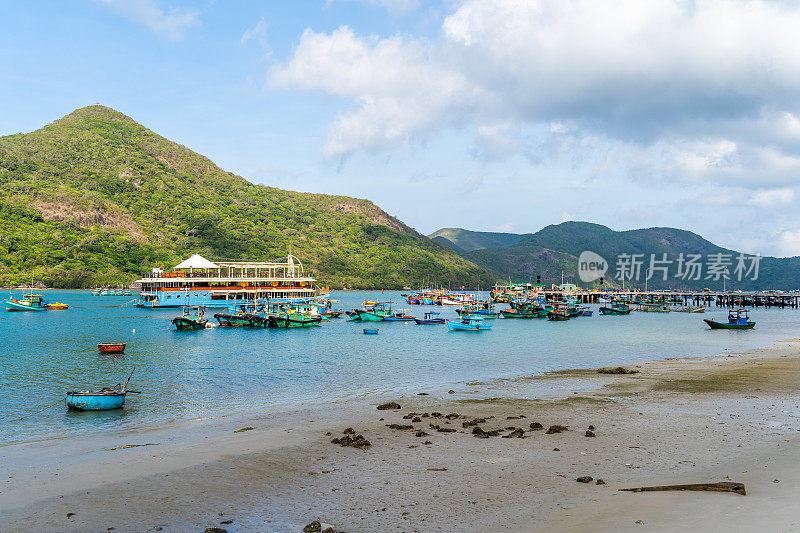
(620, 482), (746, 496)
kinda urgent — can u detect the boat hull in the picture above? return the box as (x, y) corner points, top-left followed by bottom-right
(4, 300), (47, 311)
(268, 316), (322, 328)
(172, 317), (208, 330)
(363, 328), (379, 334)
(703, 319), (755, 330)
(414, 318), (446, 325)
(353, 310), (388, 322)
(447, 321), (492, 331)
(66, 392), (126, 411)
(599, 307), (631, 315)
(98, 343), (126, 353)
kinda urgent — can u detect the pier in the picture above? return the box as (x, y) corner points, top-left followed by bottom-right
(542, 290), (800, 308)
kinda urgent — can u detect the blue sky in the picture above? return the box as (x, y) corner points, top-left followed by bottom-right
(3, 0), (800, 256)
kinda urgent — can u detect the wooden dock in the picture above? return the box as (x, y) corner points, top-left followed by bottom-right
(541, 290), (800, 308)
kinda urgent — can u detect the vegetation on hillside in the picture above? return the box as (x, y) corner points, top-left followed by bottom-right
(0, 105), (495, 289)
(436, 222), (799, 290)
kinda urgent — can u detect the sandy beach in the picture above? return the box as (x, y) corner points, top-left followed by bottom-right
(3, 340), (800, 532)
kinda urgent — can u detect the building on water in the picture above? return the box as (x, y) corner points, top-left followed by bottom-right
(136, 253), (318, 308)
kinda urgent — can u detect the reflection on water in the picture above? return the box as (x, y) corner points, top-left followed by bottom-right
(1, 290), (797, 444)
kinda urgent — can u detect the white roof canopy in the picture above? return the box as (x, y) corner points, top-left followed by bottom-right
(174, 254), (219, 270)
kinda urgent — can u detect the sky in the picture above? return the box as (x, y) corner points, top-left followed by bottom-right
(3, 0), (800, 256)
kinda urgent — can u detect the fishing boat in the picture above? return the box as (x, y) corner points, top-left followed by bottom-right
(383, 311), (416, 322)
(576, 306), (593, 316)
(447, 316), (492, 331)
(363, 328), (379, 334)
(599, 302), (631, 315)
(213, 313), (251, 327)
(352, 302), (395, 322)
(635, 302), (670, 312)
(414, 312), (446, 325)
(172, 306), (208, 330)
(675, 305), (706, 313)
(267, 303), (323, 328)
(65, 367), (139, 411)
(47, 302), (69, 310)
(547, 302), (571, 321)
(457, 301), (500, 318)
(321, 310), (343, 318)
(500, 302), (548, 318)
(704, 309), (755, 330)
(4, 293), (48, 312)
(91, 288), (101, 296)
(98, 342), (126, 353)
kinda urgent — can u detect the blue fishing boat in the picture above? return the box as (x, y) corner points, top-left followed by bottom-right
(363, 328), (379, 334)
(447, 316), (492, 331)
(65, 368), (140, 411)
(414, 312), (445, 325)
(704, 309), (755, 330)
(577, 306), (593, 316)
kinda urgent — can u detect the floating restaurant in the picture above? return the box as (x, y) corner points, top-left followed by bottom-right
(136, 253), (318, 308)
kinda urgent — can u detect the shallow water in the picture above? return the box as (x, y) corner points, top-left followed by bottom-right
(0, 290), (797, 445)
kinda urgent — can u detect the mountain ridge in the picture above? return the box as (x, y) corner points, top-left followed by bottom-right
(429, 222), (799, 290)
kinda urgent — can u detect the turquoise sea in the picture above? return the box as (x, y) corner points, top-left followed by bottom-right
(1, 290), (798, 446)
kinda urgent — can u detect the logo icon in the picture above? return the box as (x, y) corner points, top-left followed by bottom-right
(578, 250), (608, 282)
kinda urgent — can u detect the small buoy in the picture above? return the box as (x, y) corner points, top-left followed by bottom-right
(132, 328), (136, 333)
(205, 322), (215, 329)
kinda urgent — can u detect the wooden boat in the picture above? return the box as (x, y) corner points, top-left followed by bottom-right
(548, 302), (571, 321)
(447, 316), (492, 331)
(98, 342), (126, 353)
(4, 294), (48, 312)
(172, 306), (208, 330)
(501, 307), (547, 318)
(353, 302), (395, 322)
(66, 367), (139, 411)
(636, 302), (670, 312)
(704, 309), (755, 330)
(268, 315), (322, 328)
(383, 311), (415, 321)
(47, 302), (69, 310)
(576, 306), (593, 316)
(599, 303), (631, 315)
(213, 312), (251, 327)
(414, 312), (446, 325)
(363, 328), (379, 334)
(675, 306), (706, 313)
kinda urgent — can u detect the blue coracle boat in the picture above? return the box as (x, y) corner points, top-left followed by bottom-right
(363, 328), (379, 334)
(66, 368), (139, 411)
(447, 316), (492, 331)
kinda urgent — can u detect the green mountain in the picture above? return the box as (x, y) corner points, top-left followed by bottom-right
(432, 222), (800, 290)
(429, 227), (525, 252)
(0, 105), (495, 289)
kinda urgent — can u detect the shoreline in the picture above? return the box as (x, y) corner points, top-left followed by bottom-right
(3, 339), (800, 531)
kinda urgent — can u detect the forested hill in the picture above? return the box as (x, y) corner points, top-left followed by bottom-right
(0, 105), (495, 289)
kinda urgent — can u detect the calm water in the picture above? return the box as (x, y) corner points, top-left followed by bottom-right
(1, 290), (798, 445)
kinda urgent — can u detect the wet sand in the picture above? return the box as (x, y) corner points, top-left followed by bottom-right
(2, 340), (800, 532)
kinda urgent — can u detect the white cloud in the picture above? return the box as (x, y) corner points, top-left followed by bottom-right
(777, 230), (800, 257)
(270, 0), (800, 187)
(99, 0), (198, 40)
(748, 188), (795, 208)
(559, 211), (576, 223)
(495, 221), (516, 232)
(241, 18), (269, 49)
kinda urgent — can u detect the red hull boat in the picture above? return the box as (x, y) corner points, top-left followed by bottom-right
(98, 343), (126, 353)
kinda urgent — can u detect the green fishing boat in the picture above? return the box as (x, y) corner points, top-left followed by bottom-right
(599, 303), (631, 315)
(172, 306), (208, 330)
(4, 293), (48, 312)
